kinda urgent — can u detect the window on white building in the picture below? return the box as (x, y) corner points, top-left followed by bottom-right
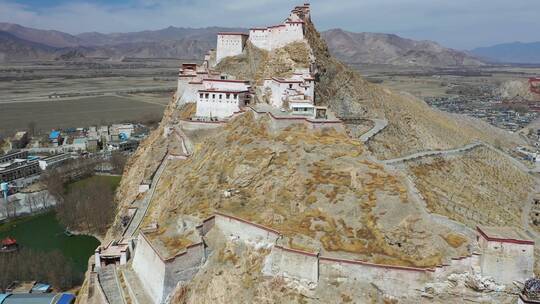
(212, 94), (216, 99)
(199, 93), (203, 98)
(205, 93), (209, 98)
(226, 94), (230, 99)
(289, 84), (293, 89)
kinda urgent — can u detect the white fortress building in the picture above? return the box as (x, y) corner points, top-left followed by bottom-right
(175, 3), (328, 121)
(195, 79), (251, 119)
(215, 3), (311, 64)
(215, 32), (248, 65)
(262, 70), (315, 109)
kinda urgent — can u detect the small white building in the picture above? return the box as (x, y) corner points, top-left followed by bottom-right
(476, 225), (534, 285)
(216, 32), (248, 65)
(262, 72), (315, 109)
(195, 79), (251, 119)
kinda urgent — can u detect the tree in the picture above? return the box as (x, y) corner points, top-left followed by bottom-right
(27, 121), (37, 137)
(110, 151), (127, 174)
(56, 178), (115, 234)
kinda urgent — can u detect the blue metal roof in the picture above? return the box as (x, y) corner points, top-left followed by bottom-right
(55, 294), (75, 304)
(49, 131), (61, 140)
(0, 293), (55, 304)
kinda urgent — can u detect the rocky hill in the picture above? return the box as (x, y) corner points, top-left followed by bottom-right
(0, 31), (56, 62)
(91, 9), (538, 303)
(0, 22), (82, 47)
(321, 29), (484, 66)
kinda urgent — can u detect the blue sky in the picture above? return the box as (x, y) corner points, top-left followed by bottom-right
(0, 0), (539, 50)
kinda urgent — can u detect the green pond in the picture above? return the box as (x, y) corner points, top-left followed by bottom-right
(0, 212), (100, 273)
(0, 176), (121, 274)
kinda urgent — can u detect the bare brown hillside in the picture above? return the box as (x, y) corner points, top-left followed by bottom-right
(406, 146), (534, 228)
(144, 113), (468, 267)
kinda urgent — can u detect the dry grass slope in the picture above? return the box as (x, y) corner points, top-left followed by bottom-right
(407, 146), (534, 228)
(145, 112), (467, 267)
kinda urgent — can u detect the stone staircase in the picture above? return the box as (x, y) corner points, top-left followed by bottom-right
(121, 268), (152, 304)
(98, 266), (126, 304)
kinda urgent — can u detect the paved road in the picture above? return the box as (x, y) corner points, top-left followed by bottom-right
(98, 266), (125, 304)
(360, 118), (388, 143)
(123, 154), (169, 238)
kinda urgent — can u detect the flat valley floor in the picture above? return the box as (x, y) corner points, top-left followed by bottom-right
(0, 58), (194, 133)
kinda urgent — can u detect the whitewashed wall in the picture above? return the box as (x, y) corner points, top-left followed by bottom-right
(132, 233), (166, 304)
(214, 213), (280, 246)
(216, 34), (246, 64)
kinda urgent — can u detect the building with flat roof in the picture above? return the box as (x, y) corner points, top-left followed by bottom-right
(0, 160), (40, 183)
(476, 225), (534, 284)
(216, 32), (248, 64)
(194, 79), (252, 119)
(0, 151), (28, 164)
(214, 4), (310, 64)
(0, 293), (74, 304)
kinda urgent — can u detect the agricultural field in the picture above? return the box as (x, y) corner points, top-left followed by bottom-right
(0, 58), (189, 135)
(351, 63), (540, 99)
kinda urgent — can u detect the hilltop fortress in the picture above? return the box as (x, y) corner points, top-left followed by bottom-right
(174, 3), (327, 121)
(85, 3), (540, 304)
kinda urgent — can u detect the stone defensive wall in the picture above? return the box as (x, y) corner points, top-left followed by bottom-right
(133, 212), (483, 302)
(204, 213), (481, 294)
(212, 212), (281, 245)
(132, 231), (206, 304)
(179, 107), (344, 133)
(178, 119), (226, 131)
(262, 245), (319, 286)
(247, 107), (345, 132)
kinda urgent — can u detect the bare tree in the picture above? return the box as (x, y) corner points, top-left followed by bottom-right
(27, 121), (37, 137)
(56, 178), (115, 234)
(110, 151), (127, 174)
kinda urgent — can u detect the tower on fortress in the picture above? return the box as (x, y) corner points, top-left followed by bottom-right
(215, 3), (311, 65)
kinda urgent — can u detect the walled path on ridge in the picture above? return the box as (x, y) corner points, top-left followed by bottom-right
(98, 265), (126, 304)
(381, 142), (482, 165)
(359, 118), (388, 143)
(124, 153), (169, 238)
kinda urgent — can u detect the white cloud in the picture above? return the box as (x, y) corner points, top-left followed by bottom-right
(0, 0), (538, 49)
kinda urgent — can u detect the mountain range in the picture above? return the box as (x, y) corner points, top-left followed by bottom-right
(0, 22), (486, 66)
(471, 41), (540, 64)
(321, 29), (484, 66)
